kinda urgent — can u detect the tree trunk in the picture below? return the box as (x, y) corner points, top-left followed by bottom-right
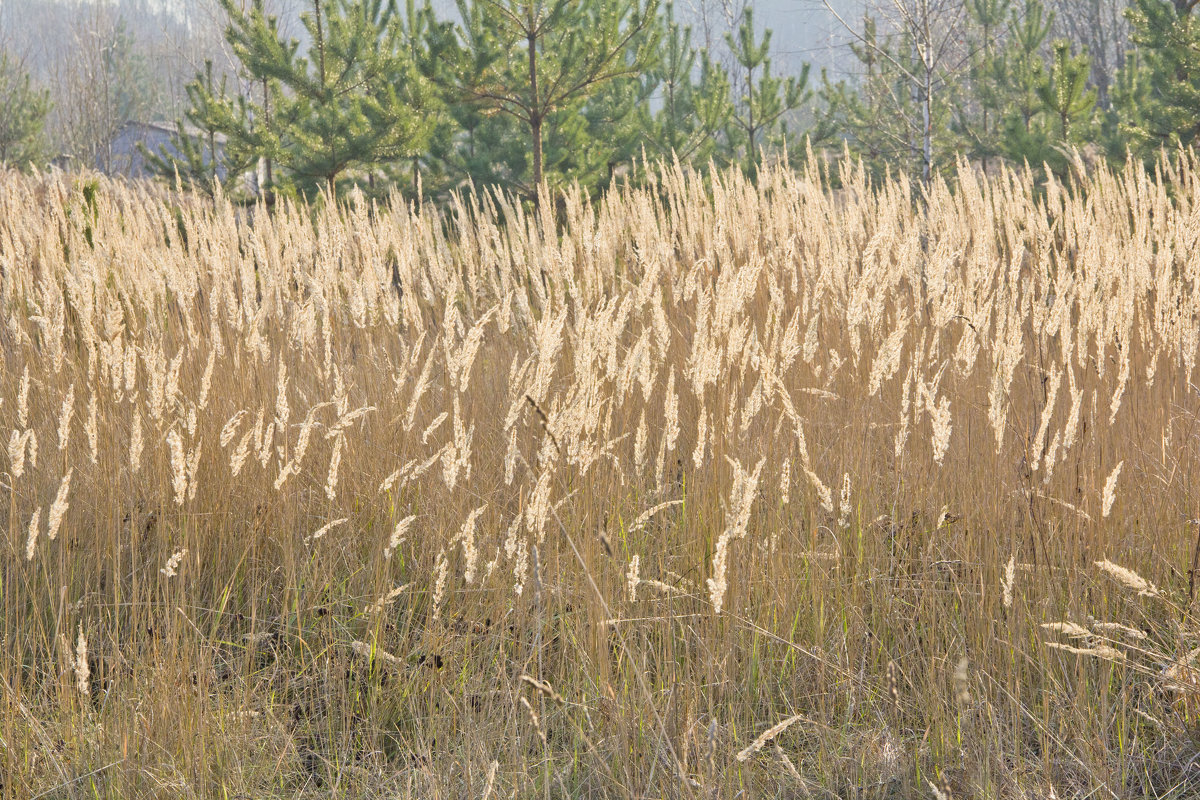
(527, 17), (543, 198)
(981, 21), (990, 174)
(262, 77), (273, 203)
(923, 72), (932, 184)
(911, 37), (921, 175)
(531, 113), (543, 197)
(747, 63), (755, 173)
(314, 0), (336, 198)
(921, 0), (932, 185)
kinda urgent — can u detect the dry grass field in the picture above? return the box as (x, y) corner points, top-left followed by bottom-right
(3, 155), (1200, 798)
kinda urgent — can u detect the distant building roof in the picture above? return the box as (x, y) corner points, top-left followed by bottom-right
(99, 120), (227, 178)
(126, 120), (228, 145)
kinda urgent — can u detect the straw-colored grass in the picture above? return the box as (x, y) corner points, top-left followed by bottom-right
(3, 155), (1200, 798)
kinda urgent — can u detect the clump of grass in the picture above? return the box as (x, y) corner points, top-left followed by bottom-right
(2, 155), (1200, 797)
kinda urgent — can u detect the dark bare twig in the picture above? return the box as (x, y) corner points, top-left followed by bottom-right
(1186, 518), (1200, 610)
(525, 394), (562, 456)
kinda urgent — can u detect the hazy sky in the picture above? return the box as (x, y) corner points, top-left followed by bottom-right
(2, 0), (871, 88)
(711, 0), (867, 77)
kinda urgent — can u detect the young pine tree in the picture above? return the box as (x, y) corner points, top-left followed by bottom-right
(962, 0), (1011, 166)
(154, 0), (433, 200)
(723, 8), (810, 175)
(455, 0), (660, 201)
(1120, 0), (1200, 160)
(819, 16), (900, 179)
(640, 4), (732, 167)
(1102, 49), (1149, 162)
(0, 52), (50, 170)
(820, 15), (938, 182)
(997, 0), (1054, 166)
(1037, 39), (1096, 143)
(425, 0), (528, 194)
(395, 0), (462, 198)
(142, 61), (254, 195)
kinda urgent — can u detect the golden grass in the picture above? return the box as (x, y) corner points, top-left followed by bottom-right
(3, 155), (1200, 797)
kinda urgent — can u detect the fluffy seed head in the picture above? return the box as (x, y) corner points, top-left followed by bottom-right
(1101, 461), (1123, 518)
(161, 548), (188, 578)
(1002, 554), (1016, 609)
(46, 469), (72, 541)
(24, 506), (42, 561)
(1095, 559), (1159, 597)
(385, 515), (416, 560)
(74, 625), (90, 696)
(129, 408), (143, 474)
(56, 383), (74, 451)
(168, 430), (187, 505)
